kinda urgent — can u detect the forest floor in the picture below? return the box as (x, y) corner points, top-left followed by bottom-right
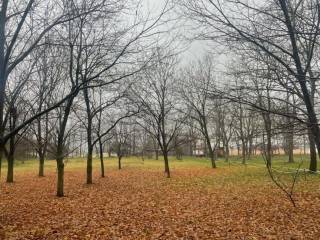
(0, 156), (320, 239)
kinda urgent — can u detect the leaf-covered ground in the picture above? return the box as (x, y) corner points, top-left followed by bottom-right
(0, 158), (320, 239)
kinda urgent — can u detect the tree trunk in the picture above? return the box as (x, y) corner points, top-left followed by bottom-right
(279, 0), (320, 166)
(163, 152), (170, 178)
(189, 130), (193, 156)
(303, 135), (306, 155)
(86, 146), (93, 184)
(38, 153), (45, 177)
(0, 2), (8, 149)
(287, 130), (294, 163)
(203, 126), (216, 168)
(83, 84), (93, 184)
(6, 105), (17, 183)
(264, 115), (272, 168)
(285, 90), (294, 163)
(225, 144), (229, 162)
(208, 143), (216, 168)
(241, 139), (246, 164)
(118, 156), (122, 170)
(55, 95), (75, 197)
(237, 142), (240, 156)
(6, 152), (14, 183)
(56, 158), (64, 197)
(56, 138), (66, 197)
(308, 130), (317, 172)
(211, 152), (217, 168)
(99, 139), (105, 178)
(247, 137), (253, 160)
(266, 130), (272, 168)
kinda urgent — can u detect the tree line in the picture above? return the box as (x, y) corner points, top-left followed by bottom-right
(1, 0), (320, 197)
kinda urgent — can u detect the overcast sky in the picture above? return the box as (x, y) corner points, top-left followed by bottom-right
(141, 0), (208, 64)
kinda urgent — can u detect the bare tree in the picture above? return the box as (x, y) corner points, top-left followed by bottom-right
(27, 44), (61, 177)
(0, 0), (96, 154)
(179, 56), (218, 168)
(112, 121), (132, 170)
(180, 0), (320, 171)
(134, 50), (185, 178)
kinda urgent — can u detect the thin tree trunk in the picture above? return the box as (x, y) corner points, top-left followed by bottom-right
(56, 157), (64, 197)
(203, 124), (216, 168)
(285, 90), (294, 163)
(288, 130), (294, 163)
(189, 129), (193, 156)
(266, 130), (272, 168)
(55, 96), (75, 197)
(307, 70), (316, 170)
(237, 142), (240, 156)
(303, 135), (306, 155)
(225, 143), (229, 162)
(86, 146), (93, 184)
(308, 130), (317, 172)
(264, 115), (272, 168)
(39, 153), (45, 177)
(241, 139), (246, 164)
(207, 143), (216, 168)
(163, 152), (170, 178)
(118, 156), (122, 170)
(247, 137), (252, 160)
(0, 2), (8, 148)
(83, 84), (93, 184)
(99, 139), (105, 178)
(7, 108), (16, 183)
(208, 142), (216, 168)
(56, 135), (66, 197)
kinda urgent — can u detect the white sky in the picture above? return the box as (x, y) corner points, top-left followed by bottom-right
(141, 0), (208, 64)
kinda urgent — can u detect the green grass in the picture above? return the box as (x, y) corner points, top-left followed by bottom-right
(0, 154), (318, 180)
(0, 153), (315, 171)
(0, 153), (317, 188)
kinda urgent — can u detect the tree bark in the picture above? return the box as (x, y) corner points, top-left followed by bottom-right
(55, 96), (75, 197)
(266, 129), (272, 168)
(206, 139), (216, 168)
(287, 129), (294, 163)
(6, 140), (15, 183)
(0, 1), (8, 144)
(308, 130), (317, 172)
(99, 139), (105, 178)
(279, 0), (320, 164)
(56, 158), (64, 197)
(86, 146), (93, 184)
(38, 153), (45, 177)
(118, 156), (122, 170)
(6, 107), (17, 183)
(241, 139), (246, 164)
(202, 119), (216, 168)
(83, 85), (93, 184)
(6, 151), (14, 183)
(163, 152), (170, 178)
(225, 144), (229, 162)
(263, 114), (272, 168)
